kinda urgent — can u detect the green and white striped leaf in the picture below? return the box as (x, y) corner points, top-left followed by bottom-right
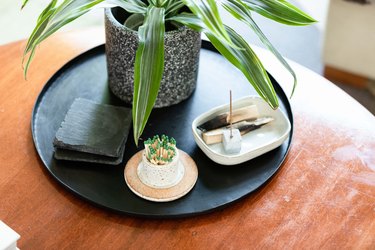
(24, 0), (58, 57)
(23, 0), (107, 77)
(132, 6), (165, 145)
(106, 0), (147, 13)
(23, 0), (150, 77)
(241, 0), (316, 26)
(168, 12), (204, 32)
(147, 0), (157, 6)
(223, 0), (297, 96)
(21, 0), (30, 9)
(165, 0), (185, 17)
(155, 0), (167, 6)
(182, 0), (238, 48)
(170, 12), (278, 108)
(207, 26), (279, 109)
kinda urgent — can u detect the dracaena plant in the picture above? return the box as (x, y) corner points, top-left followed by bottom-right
(22, 0), (315, 145)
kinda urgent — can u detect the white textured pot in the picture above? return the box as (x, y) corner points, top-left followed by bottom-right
(137, 150), (184, 189)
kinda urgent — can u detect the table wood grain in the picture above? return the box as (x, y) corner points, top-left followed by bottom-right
(1, 27), (374, 249)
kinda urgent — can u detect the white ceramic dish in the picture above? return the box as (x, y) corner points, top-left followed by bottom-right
(192, 96), (291, 165)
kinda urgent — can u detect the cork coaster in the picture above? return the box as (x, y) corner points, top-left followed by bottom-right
(124, 150), (198, 202)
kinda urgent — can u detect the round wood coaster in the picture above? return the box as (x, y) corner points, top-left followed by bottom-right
(124, 150), (198, 202)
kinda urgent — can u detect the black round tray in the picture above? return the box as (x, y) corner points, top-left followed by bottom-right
(32, 41), (293, 218)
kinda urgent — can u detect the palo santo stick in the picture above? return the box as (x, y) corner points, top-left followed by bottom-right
(202, 117), (274, 145)
(202, 129), (224, 145)
(197, 105), (259, 132)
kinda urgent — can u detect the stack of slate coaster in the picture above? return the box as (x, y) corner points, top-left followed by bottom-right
(53, 98), (132, 165)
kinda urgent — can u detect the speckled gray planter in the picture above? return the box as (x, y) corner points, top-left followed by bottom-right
(105, 8), (201, 108)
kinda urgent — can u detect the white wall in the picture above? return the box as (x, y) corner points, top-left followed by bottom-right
(323, 0), (375, 79)
(297, 0), (330, 32)
(0, 0), (103, 45)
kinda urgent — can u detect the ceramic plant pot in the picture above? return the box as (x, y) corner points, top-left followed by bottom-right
(105, 7), (202, 108)
(137, 149), (184, 189)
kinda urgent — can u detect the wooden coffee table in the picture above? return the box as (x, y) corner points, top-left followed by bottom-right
(0, 27), (374, 249)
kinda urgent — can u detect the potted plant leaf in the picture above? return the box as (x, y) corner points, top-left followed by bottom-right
(22, 0), (315, 145)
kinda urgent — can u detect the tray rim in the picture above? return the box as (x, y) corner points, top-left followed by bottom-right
(30, 40), (294, 218)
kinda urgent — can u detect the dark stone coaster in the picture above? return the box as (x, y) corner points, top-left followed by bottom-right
(53, 142), (125, 165)
(54, 98), (132, 157)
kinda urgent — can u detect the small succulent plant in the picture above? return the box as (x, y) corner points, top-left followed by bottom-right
(144, 135), (177, 165)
